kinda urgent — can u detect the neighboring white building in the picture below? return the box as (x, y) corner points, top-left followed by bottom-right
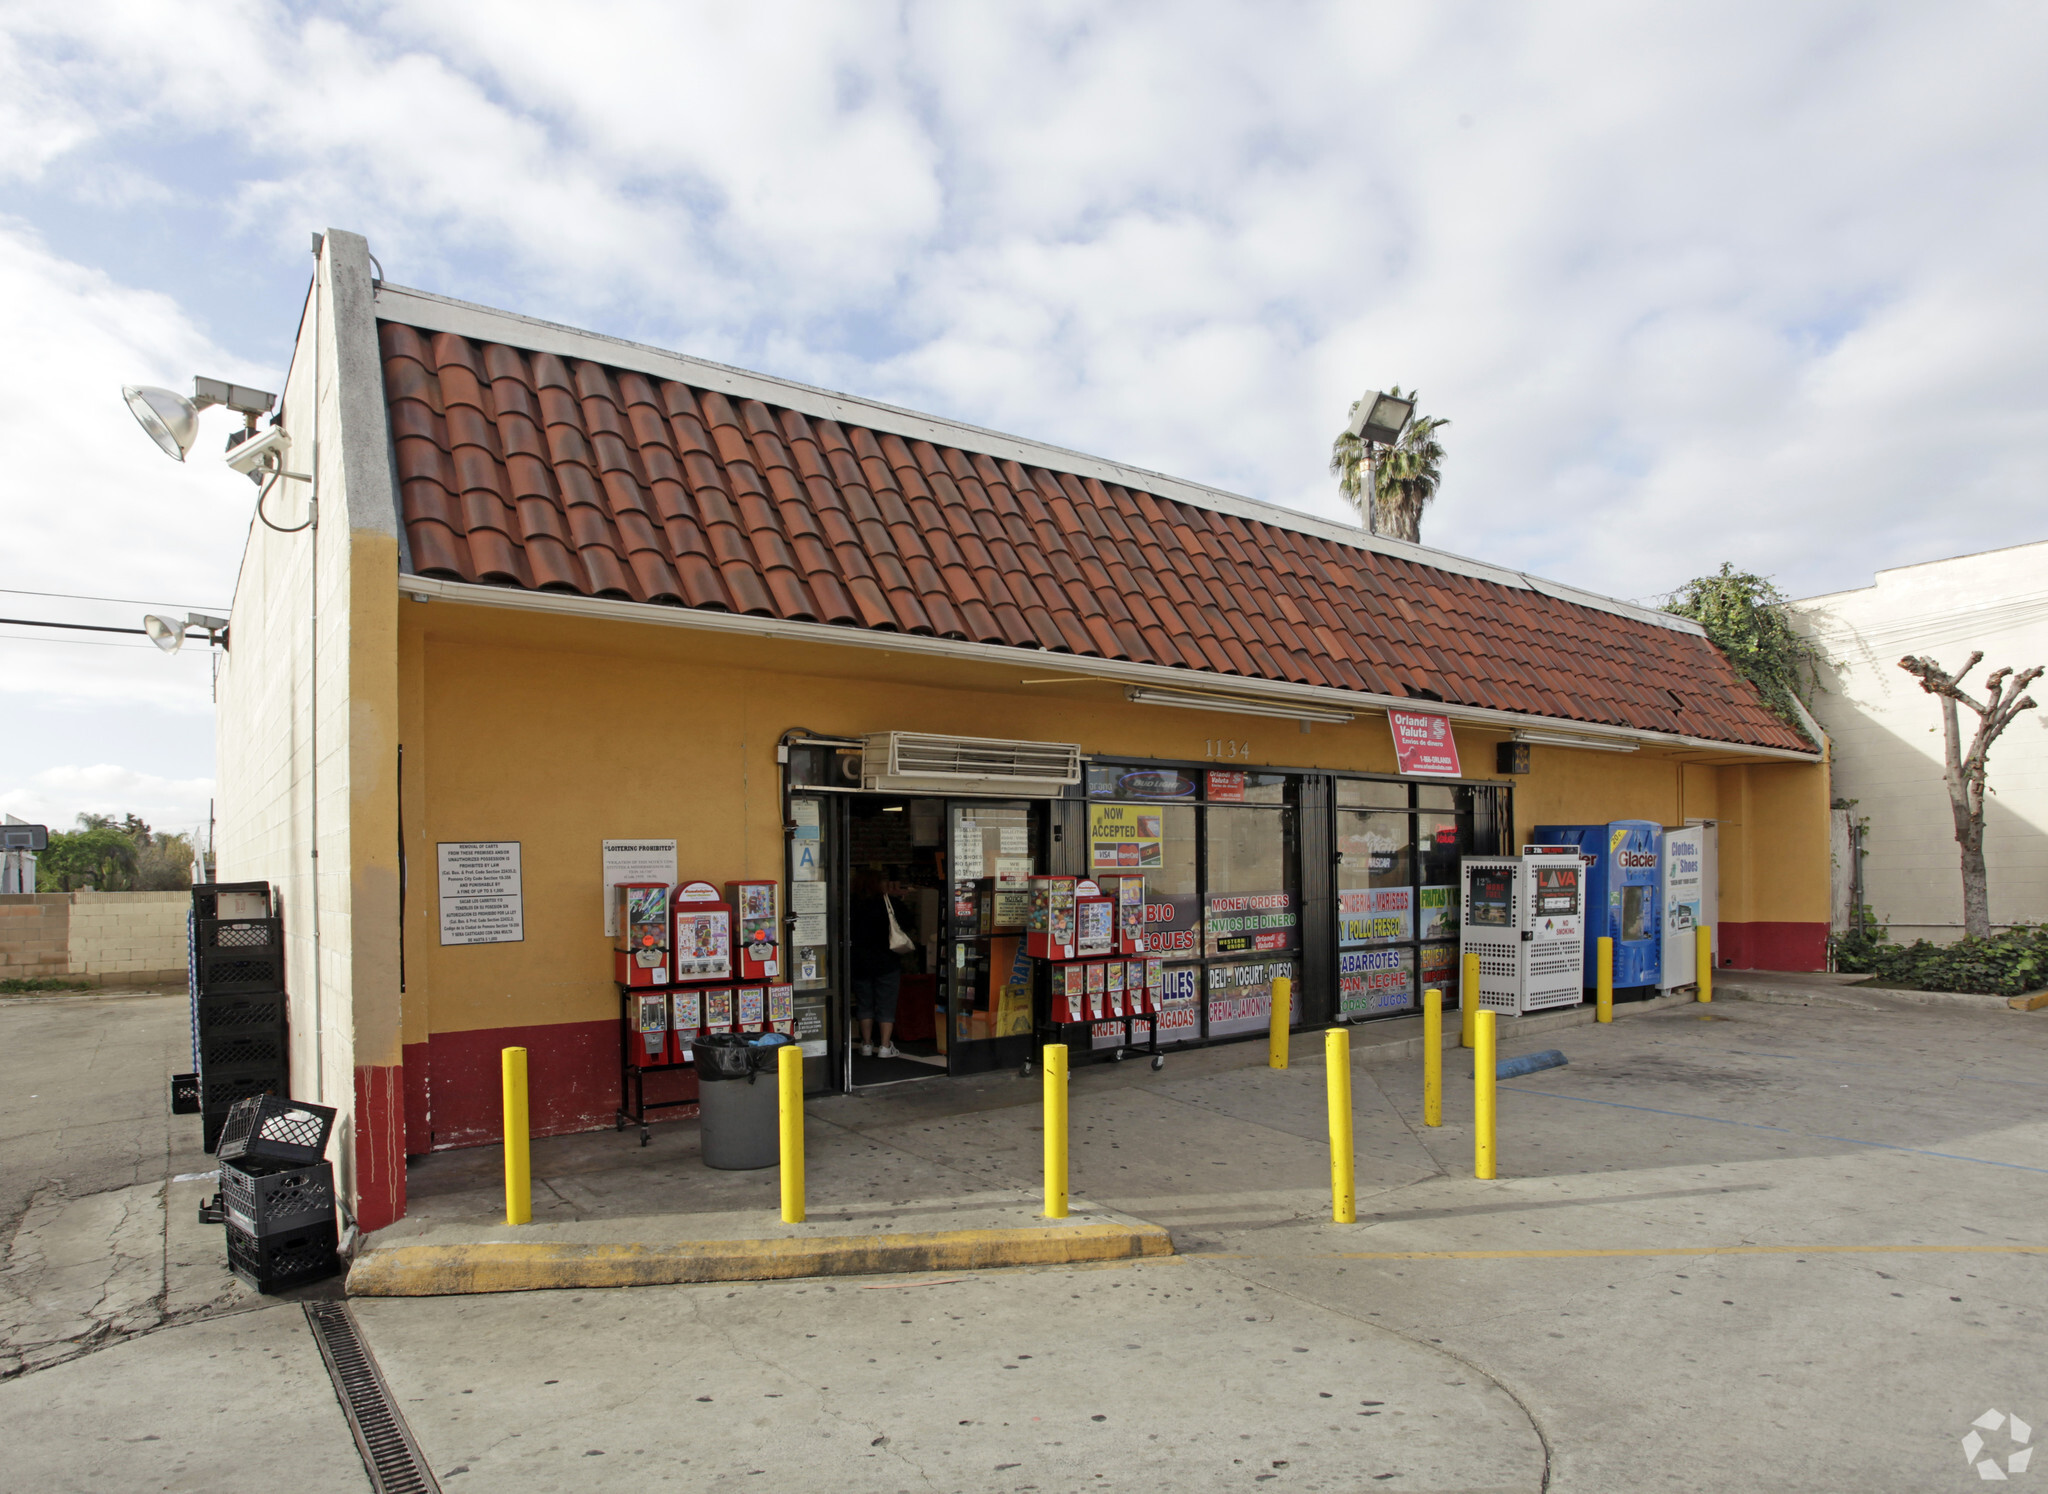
(1791, 540), (2048, 943)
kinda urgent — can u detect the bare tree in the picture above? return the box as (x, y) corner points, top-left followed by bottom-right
(1897, 651), (2042, 938)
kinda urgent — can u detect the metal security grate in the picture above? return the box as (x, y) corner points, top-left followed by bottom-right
(305, 1302), (441, 1494)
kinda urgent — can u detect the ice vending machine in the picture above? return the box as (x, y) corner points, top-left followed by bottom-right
(613, 883), (671, 987)
(1459, 855), (1586, 1014)
(1531, 821), (1663, 990)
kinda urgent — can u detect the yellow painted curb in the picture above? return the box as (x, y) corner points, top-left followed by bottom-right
(346, 1222), (1174, 1297)
(2010, 990), (2048, 1012)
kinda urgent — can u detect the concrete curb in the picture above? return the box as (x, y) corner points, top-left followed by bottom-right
(1716, 983), (2016, 1013)
(345, 1221), (1174, 1297)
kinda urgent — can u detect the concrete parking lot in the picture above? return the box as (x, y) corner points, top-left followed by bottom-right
(1, 987), (2043, 1492)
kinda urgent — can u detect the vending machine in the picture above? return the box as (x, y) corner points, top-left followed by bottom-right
(1459, 855), (1586, 1013)
(670, 882), (734, 982)
(613, 883), (671, 987)
(1660, 824), (1709, 993)
(631, 991), (669, 1067)
(1532, 822), (1663, 991)
(1094, 874), (1148, 956)
(667, 988), (702, 1065)
(725, 880), (781, 981)
(1026, 877), (1079, 961)
(1074, 882), (1116, 958)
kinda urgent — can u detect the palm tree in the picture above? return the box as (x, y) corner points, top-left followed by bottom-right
(1329, 387), (1450, 543)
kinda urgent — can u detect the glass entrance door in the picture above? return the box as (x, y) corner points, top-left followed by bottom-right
(944, 800), (1041, 1075)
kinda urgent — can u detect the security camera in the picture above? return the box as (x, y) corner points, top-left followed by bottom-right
(224, 423), (292, 482)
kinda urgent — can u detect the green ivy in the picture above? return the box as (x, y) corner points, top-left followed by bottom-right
(1831, 921), (2048, 997)
(1665, 563), (1824, 736)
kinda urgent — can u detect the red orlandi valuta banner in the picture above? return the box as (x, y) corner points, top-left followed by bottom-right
(1388, 709), (1461, 777)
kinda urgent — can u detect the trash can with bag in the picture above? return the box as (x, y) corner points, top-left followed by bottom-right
(693, 1033), (784, 1169)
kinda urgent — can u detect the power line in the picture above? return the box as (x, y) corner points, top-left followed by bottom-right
(0, 631), (206, 653)
(0, 586), (231, 611)
(0, 617), (149, 636)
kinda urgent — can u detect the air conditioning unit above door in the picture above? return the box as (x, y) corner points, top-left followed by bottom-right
(858, 732), (1084, 798)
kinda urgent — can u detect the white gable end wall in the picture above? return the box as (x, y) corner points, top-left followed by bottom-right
(1792, 541), (2048, 942)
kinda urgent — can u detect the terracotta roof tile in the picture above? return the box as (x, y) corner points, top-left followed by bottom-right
(384, 321), (1809, 750)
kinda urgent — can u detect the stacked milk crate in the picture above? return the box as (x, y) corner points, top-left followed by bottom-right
(187, 882), (289, 1152)
(215, 1094), (341, 1291)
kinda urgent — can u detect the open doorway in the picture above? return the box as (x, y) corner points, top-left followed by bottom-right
(844, 796), (949, 1086)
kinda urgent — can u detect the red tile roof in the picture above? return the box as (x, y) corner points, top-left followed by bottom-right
(379, 322), (1810, 752)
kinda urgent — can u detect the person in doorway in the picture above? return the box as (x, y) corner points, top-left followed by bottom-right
(850, 869), (908, 1059)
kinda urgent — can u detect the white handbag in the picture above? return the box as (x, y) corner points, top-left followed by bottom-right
(884, 895), (916, 954)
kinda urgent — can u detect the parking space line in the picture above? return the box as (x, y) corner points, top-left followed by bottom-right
(1496, 1086), (2048, 1175)
(1329, 1244), (2048, 1260)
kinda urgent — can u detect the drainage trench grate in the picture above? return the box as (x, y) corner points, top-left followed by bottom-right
(304, 1301), (441, 1494)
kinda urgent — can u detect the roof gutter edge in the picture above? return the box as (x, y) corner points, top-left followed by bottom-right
(397, 575), (1822, 764)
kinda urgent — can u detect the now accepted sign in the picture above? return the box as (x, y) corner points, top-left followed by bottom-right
(1388, 709), (1462, 777)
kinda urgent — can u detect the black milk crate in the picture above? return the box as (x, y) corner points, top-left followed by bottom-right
(225, 1218), (340, 1293)
(191, 881), (271, 922)
(199, 1027), (289, 1071)
(196, 946), (286, 995)
(220, 1160), (335, 1238)
(199, 1068), (287, 1131)
(217, 1094), (336, 1171)
(170, 1072), (200, 1115)
(202, 1107), (238, 1154)
(196, 990), (289, 1034)
(196, 917), (282, 954)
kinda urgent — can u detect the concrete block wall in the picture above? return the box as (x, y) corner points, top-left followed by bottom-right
(68, 892), (190, 983)
(0, 892), (189, 986)
(0, 896), (72, 979)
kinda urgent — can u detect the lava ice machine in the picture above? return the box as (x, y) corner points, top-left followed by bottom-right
(1459, 855), (1587, 1014)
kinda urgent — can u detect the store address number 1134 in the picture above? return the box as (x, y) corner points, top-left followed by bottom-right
(1206, 738), (1252, 760)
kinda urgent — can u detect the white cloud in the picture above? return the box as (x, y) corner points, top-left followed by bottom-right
(0, 0), (2043, 636)
(0, 764), (215, 837)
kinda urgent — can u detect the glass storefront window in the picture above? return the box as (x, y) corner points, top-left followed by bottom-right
(1415, 784), (1458, 811)
(1204, 805), (1297, 958)
(1338, 778), (1410, 809)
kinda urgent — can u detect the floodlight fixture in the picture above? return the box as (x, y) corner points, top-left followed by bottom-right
(122, 377), (278, 462)
(143, 614), (186, 653)
(142, 611), (231, 654)
(1347, 390), (1416, 446)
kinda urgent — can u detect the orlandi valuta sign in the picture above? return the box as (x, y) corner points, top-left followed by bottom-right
(1388, 709), (1461, 777)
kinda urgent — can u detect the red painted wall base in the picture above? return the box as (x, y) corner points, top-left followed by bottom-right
(1720, 921), (1828, 973)
(408, 1019), (699, 1152)
(352, 1065), (407, 1232)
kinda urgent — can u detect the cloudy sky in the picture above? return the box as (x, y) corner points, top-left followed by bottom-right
(2, 1), (2044, 836)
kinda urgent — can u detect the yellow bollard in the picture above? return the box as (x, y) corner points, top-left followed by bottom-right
(1461, 950), (1480, 1049)
(1422, 987), (1443, 1127)
(778, 1044), (805, 1224)
(1043, 1043), (1069, 1219)
(501, 1046), (531, 1226)
(1597, 936), (1614, 1023)
(1697, 924), (1713, 1002)
(1326, 1028), (1356, 1222)
(1474, 1011), (1497, 1180)
(1269, 975), (1291, 1069)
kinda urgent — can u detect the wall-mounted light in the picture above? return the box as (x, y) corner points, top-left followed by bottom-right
(1512, 728), (1638, 754)
(142, 612), (230, 654)
(1125, 684), (1355, 725)
(122, 377), (277, 462)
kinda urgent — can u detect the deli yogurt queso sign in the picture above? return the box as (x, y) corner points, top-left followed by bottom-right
(1388, 710), (1461, 777)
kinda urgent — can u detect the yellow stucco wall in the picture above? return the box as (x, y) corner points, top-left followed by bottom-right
(395, 599), (1831, 1040)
